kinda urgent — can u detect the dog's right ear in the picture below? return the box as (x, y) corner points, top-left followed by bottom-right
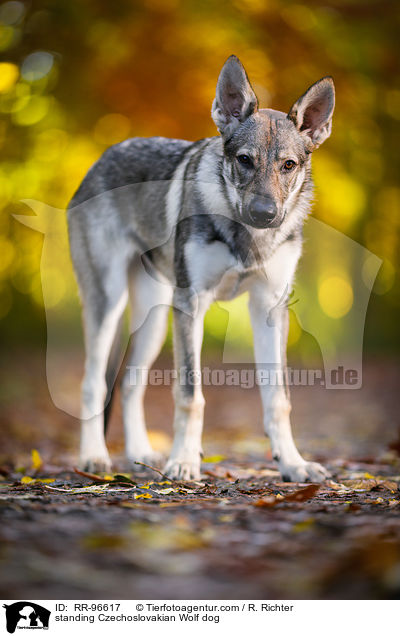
(212, 55), (258, 140)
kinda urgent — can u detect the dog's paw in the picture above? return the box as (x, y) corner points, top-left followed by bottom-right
(79, 455), (112, 474)
(127, 450), (164, 470)
(280, 460), (330, 483)
(164, 455), (201, 481)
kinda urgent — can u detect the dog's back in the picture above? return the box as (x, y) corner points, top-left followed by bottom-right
(69, 136), (193, 207)
(67, 135), (195, 293)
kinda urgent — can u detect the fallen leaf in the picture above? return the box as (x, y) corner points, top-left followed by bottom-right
(20, 476), (34, 484)
(45, 484), (133, 494)
(74, 468), (136, 485)
(376, 480), (398, 492)
(21, 476), (55, 484)
(254, 495), (278, 508)
(341, 478), (399, 493)
(253, 483), (320, 508)
(283, 484), (320, 502)
(326, 480), (350, 492)
(341, 479), (378, 492)
(112, 474), (137, 484)
(74, 468), (113, 483)
(31, 449), (42, 471)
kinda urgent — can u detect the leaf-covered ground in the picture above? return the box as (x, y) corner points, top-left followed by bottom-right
(0, 354), (400, 599)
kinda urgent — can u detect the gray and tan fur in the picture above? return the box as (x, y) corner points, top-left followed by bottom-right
(68, 55), (335, 482)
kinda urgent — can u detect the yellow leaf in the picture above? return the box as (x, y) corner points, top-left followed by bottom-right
(202, 455), (227, 463)
(21, 476), (34, 484)
(31, 449), (42, 471)
(21, 476), (55, 484)
(133, 493), (152, 499)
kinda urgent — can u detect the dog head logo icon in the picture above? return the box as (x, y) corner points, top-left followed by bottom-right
(3, 602), (51, 633)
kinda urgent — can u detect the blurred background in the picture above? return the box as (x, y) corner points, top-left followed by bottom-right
(0, 0), (399, 465)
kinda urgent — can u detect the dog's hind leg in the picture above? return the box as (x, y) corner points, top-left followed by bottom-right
(78, 259), (129, 473)
(121, 263), (172, 467)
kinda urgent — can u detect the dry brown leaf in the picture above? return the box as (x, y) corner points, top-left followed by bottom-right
(341, 478), (399, 493)
(253, 495), (278, 508)
(74, 468), (113, 483)
(283, 483), (320, 502)
(341, 479), (378, 492)
(253, 484), (320, 508)
(377, 480), (398, 492)
(74, 468), (136, 485)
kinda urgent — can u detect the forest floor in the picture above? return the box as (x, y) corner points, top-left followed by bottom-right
(0, 353), (400, 599)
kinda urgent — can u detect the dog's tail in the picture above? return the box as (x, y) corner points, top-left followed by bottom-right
(103, 314), (125, 435)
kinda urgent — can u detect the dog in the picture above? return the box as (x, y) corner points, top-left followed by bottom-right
(67, 55), (335, 482)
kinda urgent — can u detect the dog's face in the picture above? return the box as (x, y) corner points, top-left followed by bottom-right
(212, 56), (335, 229)
(222, 110), (312, 229)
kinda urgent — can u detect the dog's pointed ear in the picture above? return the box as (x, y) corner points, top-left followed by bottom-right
(288, 77), (335, 149)
(212, 55), (258, 140)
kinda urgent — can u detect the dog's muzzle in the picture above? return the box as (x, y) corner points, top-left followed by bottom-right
(244, 195), (283, 229)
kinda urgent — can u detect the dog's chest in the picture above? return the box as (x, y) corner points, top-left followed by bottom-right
(184, 239), (256, 300)
(214, 266), (254, 300)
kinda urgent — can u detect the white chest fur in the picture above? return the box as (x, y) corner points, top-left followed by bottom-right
(184, 237), (301, 302)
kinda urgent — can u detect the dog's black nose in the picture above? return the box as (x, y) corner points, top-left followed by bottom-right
(249, 196), (277, 228)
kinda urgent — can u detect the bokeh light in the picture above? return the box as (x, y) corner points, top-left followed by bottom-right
(318, 274), (354, 319)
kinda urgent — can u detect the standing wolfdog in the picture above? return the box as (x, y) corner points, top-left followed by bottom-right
(68, 55), (335, 482)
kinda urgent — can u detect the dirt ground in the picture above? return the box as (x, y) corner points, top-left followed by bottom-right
(1, 352), (400, 599)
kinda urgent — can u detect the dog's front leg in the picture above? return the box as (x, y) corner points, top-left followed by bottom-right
(249, 283), (329, 483)
(164, 291), (209, 480)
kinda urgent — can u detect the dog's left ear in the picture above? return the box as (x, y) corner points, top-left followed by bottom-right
(288, 77), (335, 149)
(212, 55), (258, 140)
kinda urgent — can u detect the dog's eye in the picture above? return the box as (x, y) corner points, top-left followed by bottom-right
(237, 154), (252, 167)
(283, 159), (297, 171)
